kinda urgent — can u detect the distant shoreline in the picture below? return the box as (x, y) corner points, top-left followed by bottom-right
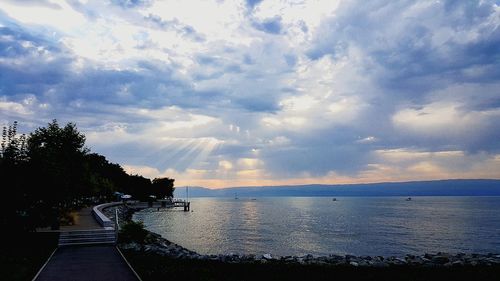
(175, 179), (500, 198)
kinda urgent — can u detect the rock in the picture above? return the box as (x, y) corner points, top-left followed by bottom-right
(395, 258), (407, 264)
(405, 254), (415, 260)
(452, 260), (464, 266)
(263, 253), (273, 260)
(358, 260), (370, 267)
(408, 256), (424, 265)
(349, 261), (359, 267)
(361, 255), (372, 261)
(488, 258), (500, 264)
(432, 255), (449, 264)
(345, 254), (357, 261)
(372, 262), (389, 268)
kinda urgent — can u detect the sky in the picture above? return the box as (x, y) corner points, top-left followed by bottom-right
(1, 0), (499, 188)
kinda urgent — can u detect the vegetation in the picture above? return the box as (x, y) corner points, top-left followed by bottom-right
(0, 232), (58, 281)
(0, 120), (175, 231)
(118, 220), (149, 244)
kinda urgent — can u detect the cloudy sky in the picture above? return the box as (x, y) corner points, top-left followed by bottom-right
(1, 0), (499, 188)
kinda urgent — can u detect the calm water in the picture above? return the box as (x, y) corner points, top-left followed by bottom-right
(133, 197), (500, 257)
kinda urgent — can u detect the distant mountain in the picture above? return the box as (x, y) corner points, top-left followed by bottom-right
(174, 179), (500, 198)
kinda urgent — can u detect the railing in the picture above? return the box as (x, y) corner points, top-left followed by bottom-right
(115, 208), (120, 243)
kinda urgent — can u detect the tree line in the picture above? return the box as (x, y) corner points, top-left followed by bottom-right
(0, 120), (175, 231)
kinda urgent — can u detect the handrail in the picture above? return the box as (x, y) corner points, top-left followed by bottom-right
(115, 208), (120, 230)
(115, 208), (119, 243)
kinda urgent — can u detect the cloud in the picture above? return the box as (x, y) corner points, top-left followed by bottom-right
(2, 0), (61, 9)
(111, 0), (152, 9)
(1, 0), (499, 187)
(144, 13), (205, 42)
(245, 0), (263, 10)
(252, 16), (283, 34)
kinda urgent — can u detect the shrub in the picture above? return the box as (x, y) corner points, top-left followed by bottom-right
(119, 220), (149, 244)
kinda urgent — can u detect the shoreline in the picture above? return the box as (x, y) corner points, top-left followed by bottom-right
(102, 204), (500, 268)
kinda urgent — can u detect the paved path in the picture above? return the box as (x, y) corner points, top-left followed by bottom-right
(34, 245), (139, 281)
(61, 207), (103, 230)
(37, 207), (103, 232)
(34, 206), (140, 281)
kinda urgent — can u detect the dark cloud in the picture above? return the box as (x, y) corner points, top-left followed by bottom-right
(0, 26), (71, 97)
(252, 17), (282, 34)
(144, 14), (205, 42)
(308, 0), (500, 94)
(110, 0), (151, 8)
(262, 137), (373, 178)
(245, 0), (264, 10)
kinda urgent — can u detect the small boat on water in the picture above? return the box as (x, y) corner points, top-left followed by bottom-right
(406, 197), (412, 201)
(332, 198), (337, 201)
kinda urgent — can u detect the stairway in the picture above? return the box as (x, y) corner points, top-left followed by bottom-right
(58, 229), (116, 246)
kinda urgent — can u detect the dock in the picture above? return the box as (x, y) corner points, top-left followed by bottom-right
(132, 199), (191, 211)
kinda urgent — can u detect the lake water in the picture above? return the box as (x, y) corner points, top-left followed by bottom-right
(133, 197), (500, 257)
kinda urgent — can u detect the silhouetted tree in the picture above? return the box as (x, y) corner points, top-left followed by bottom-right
(1, 121), (30, 231)
(26, 120), (89, 228)
(124, 175), (152, 201)
(152, 177), (175, 199)
(0, 120), (176, 231)
(1, 121), (28, 163)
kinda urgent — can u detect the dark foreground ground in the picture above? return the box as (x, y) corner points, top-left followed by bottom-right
(122, 250), (500, 281)
(0, 232), (59, 281)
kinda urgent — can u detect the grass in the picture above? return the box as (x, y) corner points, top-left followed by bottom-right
(122, 250), (500, 281)
(0, 232), (59, 281)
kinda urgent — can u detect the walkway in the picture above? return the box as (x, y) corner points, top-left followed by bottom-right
(34, 245), (139, 281)
(34, 205), (140, 281)
(36, 207), (102, 232)
(61, 206), (103, 230)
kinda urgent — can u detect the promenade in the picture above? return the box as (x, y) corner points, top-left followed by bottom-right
(34, 206), (140, 281)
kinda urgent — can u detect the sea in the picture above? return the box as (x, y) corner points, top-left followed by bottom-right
(132, 197), (500, 257)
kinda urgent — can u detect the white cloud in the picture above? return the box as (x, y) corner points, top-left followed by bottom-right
(392, 102), (500, 137)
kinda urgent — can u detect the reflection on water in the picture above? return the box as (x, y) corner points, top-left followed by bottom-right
(134, 197), (500, 256)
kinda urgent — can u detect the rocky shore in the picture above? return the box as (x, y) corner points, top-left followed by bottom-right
(104, 204), (500, 268)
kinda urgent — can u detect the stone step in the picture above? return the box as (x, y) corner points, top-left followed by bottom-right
(58, 238), (116, 246)
(59, 235), (116, 242)
(60, 232), (115, 238)
(58, 229), (117, 246)
(58, 238), (115, 247)
(60, 229), (115, 235)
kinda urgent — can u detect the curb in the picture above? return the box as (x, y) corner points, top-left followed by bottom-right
(116, 246), (144, 281)
(31, 248), (58, 281)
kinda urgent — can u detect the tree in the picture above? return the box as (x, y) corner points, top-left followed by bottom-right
(1, 121), (30, 231)
(26, 120), (89, 228)
(1, 121), (28, 163)
(0, 119), (176, 231)
(151, 177), (175, 199)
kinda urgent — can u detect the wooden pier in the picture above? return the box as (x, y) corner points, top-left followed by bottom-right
(172, 200), (190, 211)
(143, 199), (191, 211)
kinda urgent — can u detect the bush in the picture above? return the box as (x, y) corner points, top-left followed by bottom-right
(119, 220), (149, 244)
